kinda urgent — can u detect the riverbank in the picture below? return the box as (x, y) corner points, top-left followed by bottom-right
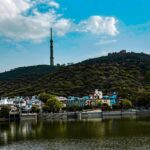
(0, 113), (37, 122)
(38, 110), (150, 121)
(1, 110), (150, 122)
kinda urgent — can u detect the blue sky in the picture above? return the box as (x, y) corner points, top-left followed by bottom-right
(0, 0), (150, 72)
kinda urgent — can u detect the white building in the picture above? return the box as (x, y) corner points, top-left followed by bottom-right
(94, 89), (103, 99)
(0, 98), (14, 105)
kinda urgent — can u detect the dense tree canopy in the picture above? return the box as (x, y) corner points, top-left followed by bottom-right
(43, 95), (62, 113)
(0, 65), (58, 97)
(38, 93), (53, 103)
(31, 105), (40, 113)
(0, 105), (11, 118)
(121, 100), (133, 109)
(136, 92), (150, 107)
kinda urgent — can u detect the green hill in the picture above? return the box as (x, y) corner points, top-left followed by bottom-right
(0, 51), (150, 100)
(0, 65), (58, 96)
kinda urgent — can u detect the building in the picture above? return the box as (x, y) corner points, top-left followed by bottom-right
(66, 90), (117, 108)
(93, 89), (103, 99)
(0, 96), (43, 112)
(102, 93), (117, 106)
(66, 96), (84, 108)
(102, 96), (111, 106)
(0, 98), (14, 105)
(109, 93), (117, 106)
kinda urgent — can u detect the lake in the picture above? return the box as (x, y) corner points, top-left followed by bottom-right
(0, 116), (150, 150)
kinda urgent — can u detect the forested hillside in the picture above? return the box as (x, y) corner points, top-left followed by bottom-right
(0, 65), (58, 96)
(0, 51), (150, 102)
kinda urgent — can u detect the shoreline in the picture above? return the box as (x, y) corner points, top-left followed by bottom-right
(0, 110), (150, 122)
(38, 110), (150, 121)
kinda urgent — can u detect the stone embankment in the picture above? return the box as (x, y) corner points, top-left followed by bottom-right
(1, 110), (149, 122)
(38, 111), (102, 121)
(38, 110), (150, 121)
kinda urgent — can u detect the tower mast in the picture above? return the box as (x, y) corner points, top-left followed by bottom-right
(50, 28), (54, 66)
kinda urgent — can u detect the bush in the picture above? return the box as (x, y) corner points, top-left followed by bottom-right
(112, 104), (121, 110)
(31, 105), (40, 113)
(42, 105), (49, 113)
(45, 96), (62, 113)
(0, 105), (11, 118)
(62, 107), (66, 112)
(122, 100), (132, 109)
(97, 101), (102, 108)
(136, 92), (150, 107)
(67, 104), (82, 112)
(38, 93), (52, 103)
(101, 103), (111, 111)
(83, 105), (93, 110)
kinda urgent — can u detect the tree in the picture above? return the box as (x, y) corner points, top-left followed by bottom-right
(112, 104), (121, 110)
(101, 103), (111, 111)
(31, 105), (40, 113)
(45, 96), (62, 113)
(122, 100), (132, 109)
(67, 104), (82, 112)
(38, 93), (52, 103)
(136, 92), (150, 107)
(0, 105), (11, 118)
(144, 71), (150, 81)
(42, 105), (49, 113)
(97, 101), (102, 108)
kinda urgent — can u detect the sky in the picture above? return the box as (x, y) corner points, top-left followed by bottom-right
(0, 0), (150, 72)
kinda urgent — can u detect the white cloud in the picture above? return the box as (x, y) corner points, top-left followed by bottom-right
(96, 39), (117, 46)
(0, 1), (119, 42)
(0, 0), (72, 41)
(78, 16), (118, 36)
(0, 0), (30, 19)
(0, 11), (57, 41)
(53, 16), (119, 37)
(54, 19), (72, 36)
(49, 1), (60, 9)
(31, 0), (60, 8)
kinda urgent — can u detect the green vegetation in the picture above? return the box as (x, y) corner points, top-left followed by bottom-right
(101, 103), (111, 111)
(0, 65), (58, 97)
(38, 93), (53, 103)
(136, 92), (150, 107)
(0, 51), (149, 107)
(97, 101), (102, 108)
(67, 104), (82, 112)
(31, 105), (40, 113)
(112, 104), (121, 110)
(0, 105), (11, 118)
(112, 100), (133, 110)
(41, 94), (62, 113)
(83, 105), (93, 110)
(121, 100), (133, 109)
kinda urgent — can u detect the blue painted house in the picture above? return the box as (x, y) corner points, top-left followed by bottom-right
(66, 91), (118, 108)
(103, 93), (117, 106)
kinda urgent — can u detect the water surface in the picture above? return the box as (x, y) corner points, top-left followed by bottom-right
(0, 117), (150, 150)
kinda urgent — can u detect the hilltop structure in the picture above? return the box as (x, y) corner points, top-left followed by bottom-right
(50, 28), (54, 66)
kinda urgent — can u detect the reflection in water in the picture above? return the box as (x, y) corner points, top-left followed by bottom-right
(0, 117), (150, 149)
